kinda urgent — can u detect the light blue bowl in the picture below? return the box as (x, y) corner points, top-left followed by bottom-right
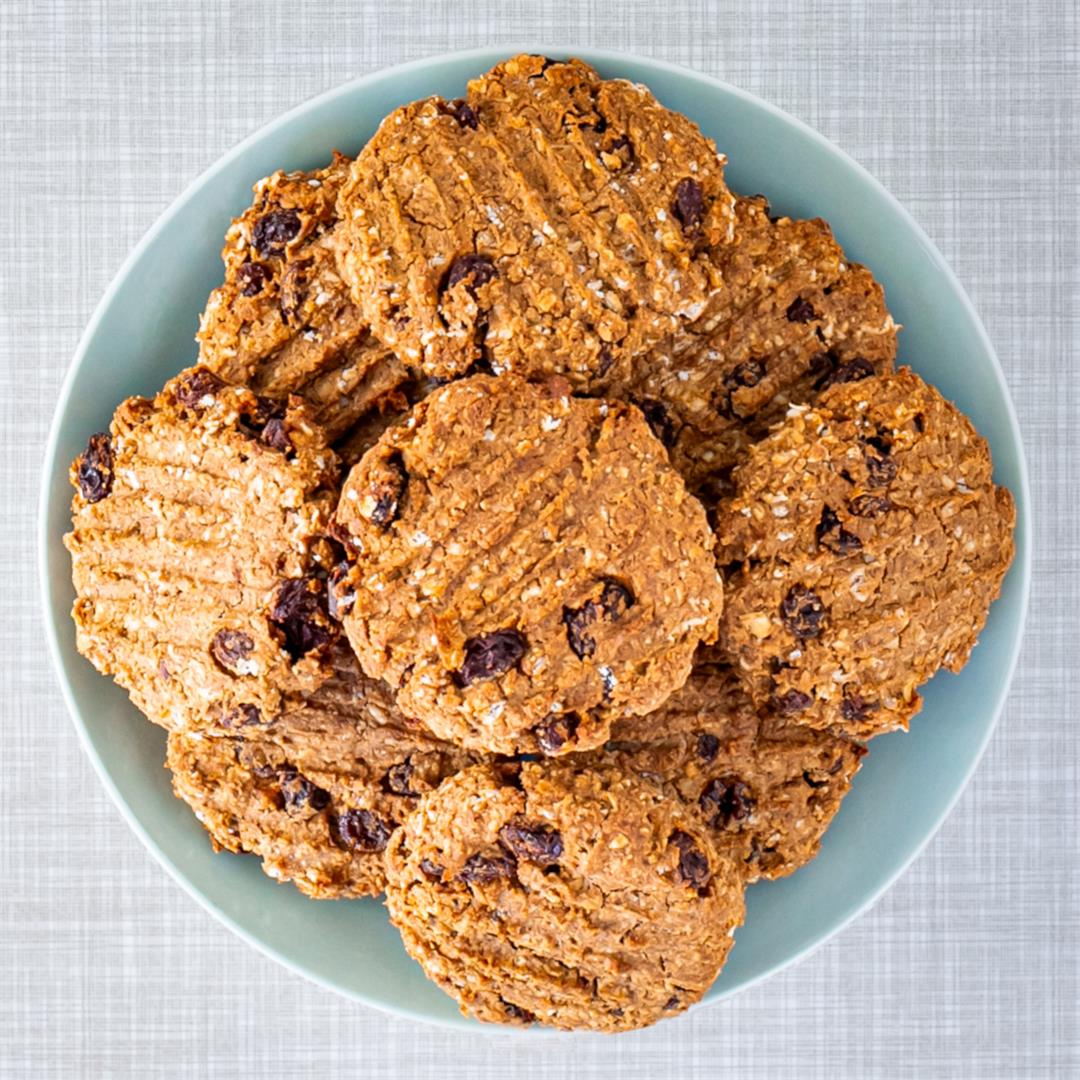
(39, 47), (1030, 1030)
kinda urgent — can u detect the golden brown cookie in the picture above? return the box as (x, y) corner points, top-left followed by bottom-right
(197, 152), (410, 465)
(717, 368), (1015, 738)
(383, 760), (745, 1031)
(605, 657), (866, 881)
(66, 366), (341, 731)
(333, 373), (724, 756)
(337, 54), (735, 384)
(600, 195), (898, 500)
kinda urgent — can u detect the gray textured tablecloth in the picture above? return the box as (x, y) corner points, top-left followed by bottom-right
(2, 2), (1076, 1077)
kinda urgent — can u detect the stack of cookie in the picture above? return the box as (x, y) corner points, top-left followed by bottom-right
(65, 54), (1015, 1032)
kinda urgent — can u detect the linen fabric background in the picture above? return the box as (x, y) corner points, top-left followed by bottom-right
(1, 1), (1076, 1077)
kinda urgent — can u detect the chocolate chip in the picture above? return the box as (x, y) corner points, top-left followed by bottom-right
(269, 577), (334, 660)
(813, 354), (875, 391)
(848, 493), (892, 518)
(252, 208), (301, 257)
(535, 711), (580, 755)
(223, 703), (262, 728)
(668, 829), (711, 891)
(175, 368), (227, 409)
(327, 561), (355, 621)
(780, 585), (827, 639)
(236, 260), (271, 296)
(633, 397), (676, 448)
(75, 433), (114, 503)
(419, 858), (445, 881)
(441, 98), (478, 129)
(502, 1000), (535, 1023)
(382, 759), (415, 797)
(498, 819), (563, 867)
(697, 732), (720, 761)
(815, 505), (863, 555)
(457, 628), (527, 686)
(210, 629), (255, 676)
(329, 809), (394, 852)
(774, 688), (813, 715)
(786, 296), (817, 323)
(840, 686), (877, 724)
(457, 850), (517, 884)
(361, 450), (407, 528)
(671, 178), (705, 235)
(445, 254), (497, 297)
(700, 776), (755, 829)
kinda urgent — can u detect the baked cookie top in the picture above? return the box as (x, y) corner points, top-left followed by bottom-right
(333, 373), (724, 756)
(383, 760), (745, 1031)
(197, 152), (409, 464)
(167, 643), (477, 899)
(605, 656), (865, 881)
(717, 368), (1016, 738)
(336, 54), (735, 383)
(600, 195), (898, 501)
(65, 366), (341, 731)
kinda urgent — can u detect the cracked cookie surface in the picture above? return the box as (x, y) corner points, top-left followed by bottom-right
(383, 759), (745, 1031)
(337, 53), (735, 384)
(604, 656), (866, 880)
(333, 373), (724, 756)
(717, 368), (1015, 738)
(66, 366), (341, 731)
(197, 152), (410, 465)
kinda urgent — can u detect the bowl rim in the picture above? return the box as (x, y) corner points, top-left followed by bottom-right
(38, 43), (1032, 1032)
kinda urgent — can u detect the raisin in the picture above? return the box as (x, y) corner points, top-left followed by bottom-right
(848, 494), (892, 518)
(633, 397), (676, 448)
(786, 296), (817, 323)
(457, 850), (517, 884)
(914, 412), (926, 433)
(252, 208), (301, 257)
(75, 433), (114, 503)
(498, 819), (563, 867)
(815, 355), (875, 391)
(596, 345), (615, 377)
(668, 829), (711, 891)
(700, 777), (755, 829)
(502, 1001), (535, 1024)
(719, 358), (767, 417)
(864, 449), (898, 488)
(327, 561), (355, 622)
(419, 858), (444, 881)
(269, 577), (334, 660)
(697, 732), (720, 761)
(780, 585), (827, 639)
(383, 759), (415, 797)
(601, 133), (636, 171)
(360, 450), (407, 528)
(223, 703), (262, 728)
(774, 688), (812, 715)
(260, 417), (291, 452)
(564, 579), (634, 659)
(535, 711), (580, 755)
(663, 996), (681, 1011)
(445, 254), (497, 297)
(175, 368), (226, 409)
(236, 260), (271, 296)
(441, 98), (478, 129)
(210, 629), (255, 676)
(329, 809), (394, 852)
(671, 178), (705, 234)
(840, 687), (877, 724)
(457, 628), (527, 686)
(815, 505), (862, 555)
(279, 769), (330, 812)
(598, 578), (634, 619)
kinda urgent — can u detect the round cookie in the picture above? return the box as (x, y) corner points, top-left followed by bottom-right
(337, 53), (735, 384)
(600, 195), (898, 500)
(167, 645), (477, 899)
(383, 760), (745, 1031)
(717, 368), (1016, 738)
(333, 373), (725, 756)
(197, 152), (410, 465)
(605, 656), (866, 881)
(65, 366), (341, 731)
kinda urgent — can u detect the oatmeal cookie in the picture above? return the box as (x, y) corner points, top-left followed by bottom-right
(717, 368), (1015, 737)
(383, 760), (745, 1031)
(66, 367), (341, 731)
(197, 152), (409, 464)
(600, 195), (898, 500)
(333, 374), (724, 756)
(337, 54), (735, 383)
(605, 657), (866, 880)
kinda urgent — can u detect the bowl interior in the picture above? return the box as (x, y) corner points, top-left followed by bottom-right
(40, 47), (1030, 1030)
